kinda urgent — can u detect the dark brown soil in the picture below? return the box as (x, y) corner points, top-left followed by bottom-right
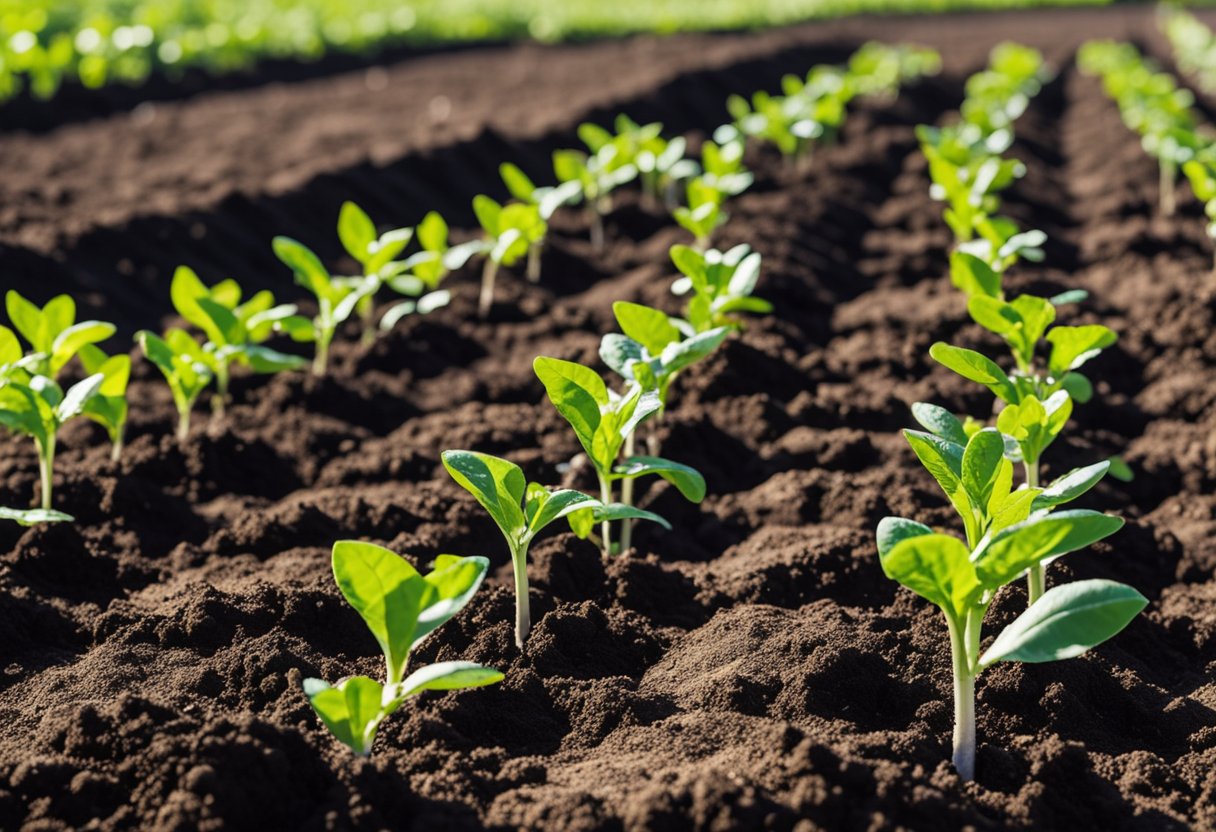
(2, 6), (1215, 830)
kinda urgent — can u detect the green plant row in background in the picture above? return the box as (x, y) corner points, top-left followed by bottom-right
(0, 0), (1110, 104)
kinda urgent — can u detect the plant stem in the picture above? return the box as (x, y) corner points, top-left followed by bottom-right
(479, 259), (499, 319)
(110, 430), (124, 463)
(359, 294), (377, 346)
(511, 542), (530, 649)
(526, 242), (542, 283)
(313, 328), (332, 377)
(177, 406), (191, 444)
(590, 207), (605, 253)
(598, 474), (614, 558)
(1024, 459), (1044, 604)
(37, 435), (54, 511)
(620, 433), (636, 553)
(948, 614), (977, 782)
(212, 362), (229, 418)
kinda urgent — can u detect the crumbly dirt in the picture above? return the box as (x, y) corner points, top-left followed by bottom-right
(1, 7), (1215, 830)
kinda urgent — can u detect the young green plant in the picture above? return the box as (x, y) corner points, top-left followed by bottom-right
(878, 424), (1145, 781)
(553, 140), (638, 252)
(5, 290), (117, 380)
(471, 195), (546, 318)
(136, 328), (214, 442)
(170, 266), (307, 416)
(443, 449), (665, 648)
(272, 236), (374, 376)
(669, 244), (772, 332)
(499, 163), (582, 281)
(78, 344), (130, 461)
(0, 370), (103, 511)
(533, 357), (706, 557)
(337, 201), (422, 343)
(303, 541), (501, 755)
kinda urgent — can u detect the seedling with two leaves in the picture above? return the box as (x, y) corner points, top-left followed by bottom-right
(170, 266), (307, 416)
(669, 244), (772, 333)
(303, 541), (502, 755)
(533, 357), (706, 557)
(500, 162), (583, 280)
(137, 328), (214, 442)
(878, 425), (1145, 781)
(3, 291), (117, 382)
(471, 195), (547, 318)
(337, 202), (453, 342)
(553, 138), (639, 252)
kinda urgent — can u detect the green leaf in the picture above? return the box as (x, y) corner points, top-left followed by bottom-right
(961, 428), (1006, 512)
(613, 302), (680, 356)
(441, 450), (527, 543)
(413, 555), (490, 648)
(527, 487), (601, 535)
(1047, 325), (1117, 376)
(614, 456), (706, 502)
(331, 541), (429, 686)
(980, 579), (1146, 666)
(500, 162), (538, 202)
(880, 533), (979, 621)
(57, 373), (104, 422)
(589, 502), (671, 530)
(875, 516), (934, 558)
(472, 195), (502, 235)
(398, 661), (504, 697)
(5, 291), (45, 351)
(50, 320), (115, 376)
(971, 509), (1125, 589)
(303, 675), (384, 755)
(949, 251), (1002, 298)
(930, 342), (1018, 404)
(1107, 456), (1134, 482)
(599, 334), (645, 380)
(910, 402), (969, 446)
(273, 237), (332, 299)
(339, 202), (378, 264)
(1032, 461), (1110, 510)
(416, 211), (449, 253)
(0, 324), (21, 366)
(533, 357), (607, 462)
(903, 429), (969, 523)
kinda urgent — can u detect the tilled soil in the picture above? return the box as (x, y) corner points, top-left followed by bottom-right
(1, 7), (1215, 830)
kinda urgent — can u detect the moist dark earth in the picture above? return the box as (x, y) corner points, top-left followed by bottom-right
(1, 6), (1215, 830)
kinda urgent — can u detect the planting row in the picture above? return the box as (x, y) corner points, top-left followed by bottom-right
(0, 37), (1160, 782)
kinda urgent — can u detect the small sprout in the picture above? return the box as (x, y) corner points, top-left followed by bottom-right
(553, 138), (638, 252)
(0, 371), (104, 511)
(170, 266), (307, 416)
(878, 427), (1145, 781)
(533, 356), (705, 558)
(303, 542), (501, 755)
(471, 195), (546, 318)
(669, 244), (772, 332)
(673, 178), (728, 251)
(78, 345), (131, 461)
(336, 201), (420, 343)
(500, 163), (582, 281)
(272, 236), (374, 376)
(5, 290), (116, 380)
(136, 329), (213, 443)
(1182, 152), (1216, 274)
(443, 450), (663, 648)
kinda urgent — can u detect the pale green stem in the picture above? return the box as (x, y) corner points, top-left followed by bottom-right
(1024, 459), (1044, 604)
(511, 540), (531, 650)
(313, 327), (332, 377)
(212, 362), (229, 418)
(598, 474), (614, 558)
(109, 429), (124, 463)
(479, 259), (499, 319)
(526, 242), (542, 283)
(948, 613), (977, 782)
(1160, 159), (1176, 217)
(360, 300), (377, 346)
(177, 404), (192, 444)
(590, 206), (605, 253)
(620, 432), (636, 553)
(37, 435), (55, 511)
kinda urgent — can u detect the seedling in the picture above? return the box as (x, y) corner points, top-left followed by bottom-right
(929, 298), (1118, 601)
(136, 329), (214, 442)
(847, 41), (942, 100)
(471, 195), (546, 318)
(669, 244), (772, 332)
(170, 266), (307, 416)
(5, 290), (117, 380)
(78, 345), (131, 461)
(500, 162), (582, 281)
(0, 371), (103, 510)
(673, 177), (730, 251)
(553, 141), (638, 252)
(395, 211), (480, 293)
(878, 425), (1145, 780)
(272, 236), (374, 376)
(303, 541), (501, 755)
(628, 126), (699, 211)
(533, 357), (706, 556)
(337, 202), (422, 343)
(443, 450), (665, 647)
